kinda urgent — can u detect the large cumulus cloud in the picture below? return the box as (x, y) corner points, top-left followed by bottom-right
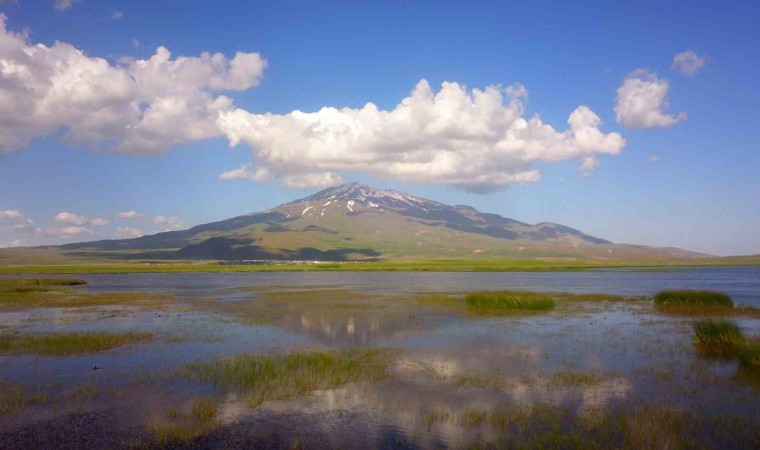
(1, 15), (627, 192)
(219, 80), (625, 192)
(0, 14), (266, 154)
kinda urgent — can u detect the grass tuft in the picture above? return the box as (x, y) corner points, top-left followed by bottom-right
(0, 382), (47, 415)
(739, 341), (760, 369)
(692, 320), (745, 358)
(0, 331), (153, 356)
(0, 277), (86, 293)
(181, 349), (393, 407)
(465, 291), (555, 312)
(654, 290), (733, 308)
(151, 397), (220, 446)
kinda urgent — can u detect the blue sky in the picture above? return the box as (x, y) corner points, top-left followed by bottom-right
(0, 0), (758, 256)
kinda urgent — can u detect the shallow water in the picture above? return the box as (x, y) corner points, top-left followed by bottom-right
(0, 267), (758, 449)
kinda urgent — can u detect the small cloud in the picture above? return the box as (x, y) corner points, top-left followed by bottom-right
(282, 172), (343, 189)
(0, 239), (23, 248)
(38, 226), (94, 237)
(0, 209), (33, 232)
(53, 0), (82, 12)
(219, 164), (270, 182)
(111, 10), (124, 20)
(152, 215), (184, 231)
(131, 38), (140, 49)
(615, 69), (686, 128)
(54, 212), (108, 227)
(116, 210), (143, 219)
(672, 51), (706, 76)
(579, 156), (599, 177)
(117, 227), (144, 238)
(647, 155), (660, 163)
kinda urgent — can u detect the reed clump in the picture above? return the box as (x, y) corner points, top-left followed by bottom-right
(0, 277), (86, 293)
(465, 291), (555, 312)
(654, 290), (733, 308)
(181, 349), (392, 407)
(692, 319), (745, 358)
(0, 331), (153, 356)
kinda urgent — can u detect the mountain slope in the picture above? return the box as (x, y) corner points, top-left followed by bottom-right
(61, 183), (708, 261)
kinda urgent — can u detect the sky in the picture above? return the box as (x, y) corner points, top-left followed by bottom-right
(0, 0), (758, 256)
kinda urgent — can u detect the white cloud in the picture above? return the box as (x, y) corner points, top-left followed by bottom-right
(219, 80), (625, 192)
(647, 155), (660, 163)
(0, 209), (33, 231)
(0, 15), (267, 154)
(53, 0), (81, 11)
(0, 239), (23, 248)
(117, 227), (144, 238)
(579, 155), (599, 176)
(672, 51), (706, 76)
(38, 226), (94, 237)
(152, 215), (184, 230)
(218, 164), (270, 182)
(283, 172), (343, 189)
(111, 10), (123, 20)
(615, 69), (686, 129)
(116, 210), (143, 219)
(54, 212), (108, 226)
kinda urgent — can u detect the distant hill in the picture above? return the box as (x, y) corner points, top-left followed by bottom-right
(59, 182), (708, 261)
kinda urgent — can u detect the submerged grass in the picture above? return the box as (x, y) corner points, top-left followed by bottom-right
(692, 319), (745, 358)
(0, 382), (47, 415)
(181, 348), (393, 406)
(0, 277), (86, 292)
(0, 331), (153, 356)
(0, 291), (174, 310)
(150, 397), (220, 447)
(465, 291), (555, 312)
(655, 290), (733, 308)
(451, 404), (758, 449)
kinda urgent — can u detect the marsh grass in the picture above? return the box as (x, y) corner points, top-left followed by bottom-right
(151, 397), (220, 446)
(465, 291), (555, 313)
(451, 405), (757, 449)
(180, 349), (393, 406)
(655, 290), (733, 309)
(0, 277), (86, 293)
(0, 291), (174, 310)
(736, 340), (760, 385)
(0, 331), (153, 356)
(0, 382), (47, 415)
(692, 320), (745, 358)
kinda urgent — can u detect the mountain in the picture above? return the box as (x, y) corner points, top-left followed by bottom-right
(61, 183), (707, 261)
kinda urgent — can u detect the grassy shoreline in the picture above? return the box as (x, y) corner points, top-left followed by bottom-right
(0, 257), (757, 274)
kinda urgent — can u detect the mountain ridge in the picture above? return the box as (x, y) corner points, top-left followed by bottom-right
(59, 182), (708, 261)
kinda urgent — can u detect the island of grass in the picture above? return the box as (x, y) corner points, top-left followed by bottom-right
(0, 331), (154, 356)
(465, 291), (555, 313)
(654, 290), (734, 313)
(0, 277), (174, 310)
(692, 319), (745, 357)
(0, 277), (86, 292)
(180, 348), (393, 407)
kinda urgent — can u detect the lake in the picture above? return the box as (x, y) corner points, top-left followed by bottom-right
(0, 266), (758, 448)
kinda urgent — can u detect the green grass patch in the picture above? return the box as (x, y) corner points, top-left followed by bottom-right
(0, 382), (47, 415)
(692, 319), (745, 358)
(0, 291), (174, 310)
(654, 290), (733, 308)
(737, 339), (760, 384)
(180, 349), (393, 407)
(465, 291), (555, 312)
(150, 397), (220, 447)
(0, 277), (86, 292)
(0, 331), (154, 356)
